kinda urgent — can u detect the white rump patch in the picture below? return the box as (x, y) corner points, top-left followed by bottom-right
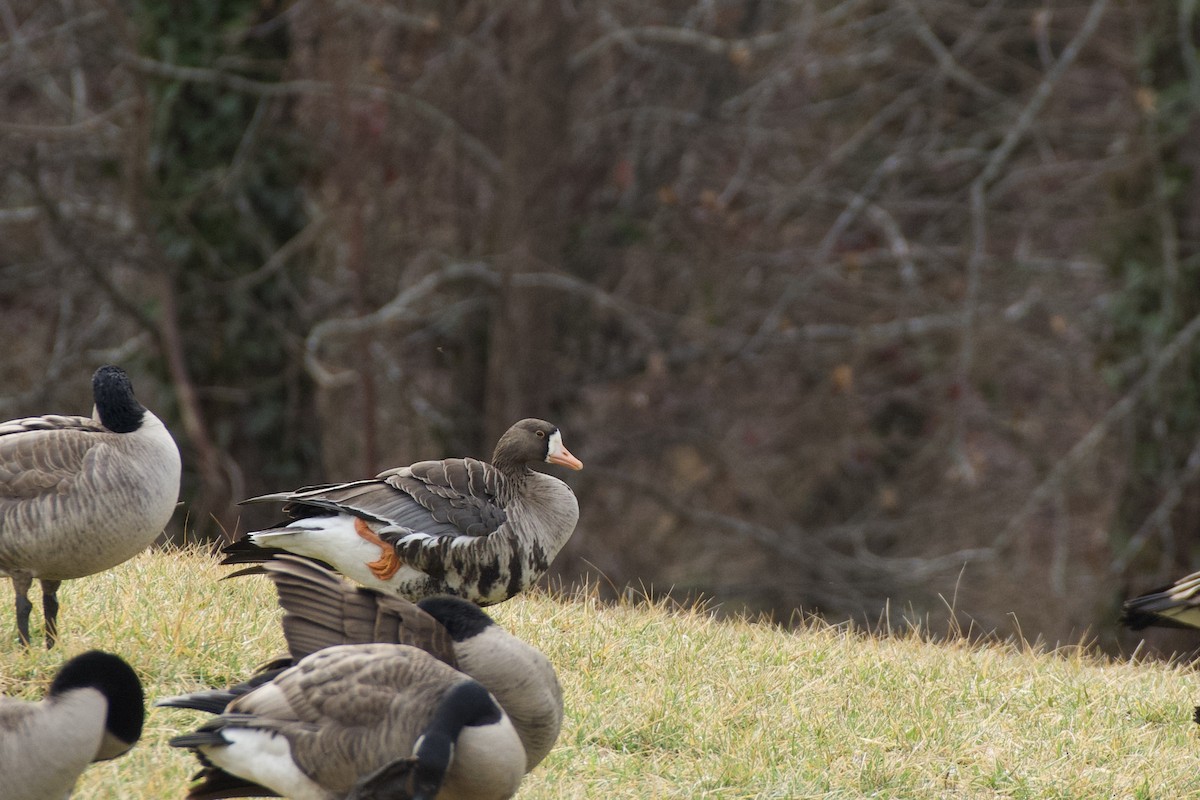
(248, 516), (390, 588)
(206, 728), (327, 800)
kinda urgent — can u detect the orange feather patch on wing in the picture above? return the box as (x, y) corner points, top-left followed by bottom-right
(353, 517), (404, 580)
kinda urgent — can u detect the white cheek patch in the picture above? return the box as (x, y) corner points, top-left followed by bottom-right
(546, 430), (564, 462)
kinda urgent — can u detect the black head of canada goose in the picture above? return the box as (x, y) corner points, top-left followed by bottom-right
(0, 365), (181, 646)
(222, 418), (582, 606)
(160, 554), (563, 772)
(0, 649), (144, 800)
(168, 643), (526, 800)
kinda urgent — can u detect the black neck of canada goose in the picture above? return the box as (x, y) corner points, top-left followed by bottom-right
(91, 366), (147, 434)
(50, 650), (145, 754)
(416, 596), (495, 642)
(349, 680), (506, 800)
(417, 681), (504, 789)
(417, 593), (562, 770)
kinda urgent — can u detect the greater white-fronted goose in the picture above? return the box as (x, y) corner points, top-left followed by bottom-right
(0, 650), (144, 800)
(0, 365), (181, 646)
(222, 418), (582, 606)
(163, 554), (563, 770)
(168, 643), (526, 800)
(1121, 570), (1200, 631)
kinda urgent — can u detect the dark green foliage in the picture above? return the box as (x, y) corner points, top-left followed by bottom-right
(135, 0), (315, 533)
(1104, 1), (1200, 570)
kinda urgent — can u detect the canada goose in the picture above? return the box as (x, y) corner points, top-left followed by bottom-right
(222, 418), (582, 606)
(162, 554), (562, 770)
(1120, 570), (1200, 630)
(0, 650), (144, 800)
(0, 365), (181, 646)
(168, 643), (526, 800)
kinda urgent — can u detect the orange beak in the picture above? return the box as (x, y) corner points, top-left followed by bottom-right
(548, 446), (584, 471)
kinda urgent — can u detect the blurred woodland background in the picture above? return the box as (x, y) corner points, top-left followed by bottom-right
(1, 0), (1199, 652)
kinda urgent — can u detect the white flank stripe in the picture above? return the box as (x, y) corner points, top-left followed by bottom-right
(207, 729), (328, 800)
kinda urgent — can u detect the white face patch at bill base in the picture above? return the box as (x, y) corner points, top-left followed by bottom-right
(547, 430), (565, 462)
(544, 429), (583, 470)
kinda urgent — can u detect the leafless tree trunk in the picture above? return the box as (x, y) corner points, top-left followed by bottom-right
(483, 1), (573, 444)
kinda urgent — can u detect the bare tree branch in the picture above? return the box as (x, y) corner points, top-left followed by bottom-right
(1111, 433), (1200, 576)
(227, 213), (328, 292)
(953, 0), (1111, 481)
(0, 97), (134, 136)
(570, 24), (793, 71)
(745, 154), (904, 356)
(898, 0), (1006, 103)
(120, 53), (503, 176)
(304, 260), (664, 386)
(992, 308), (1200, 557)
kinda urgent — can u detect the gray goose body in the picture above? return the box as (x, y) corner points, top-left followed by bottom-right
(168, 643), (525, 800)
(163, 555), (563, 771)
(0, 650), (144, 800)
(223, 419), (581, 605)
(0, 366), (180, 645)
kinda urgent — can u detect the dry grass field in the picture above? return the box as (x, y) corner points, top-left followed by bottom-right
(0, 548), (1196, 799)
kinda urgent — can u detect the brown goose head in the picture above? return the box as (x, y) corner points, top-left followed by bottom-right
(491, 419), (583, 474)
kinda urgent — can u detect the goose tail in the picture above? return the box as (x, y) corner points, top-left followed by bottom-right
(1121, 573), (1200, 631)
(157, 689), (242, 715)
(219, 538), (280, 567)
(185, 765), (282, 799)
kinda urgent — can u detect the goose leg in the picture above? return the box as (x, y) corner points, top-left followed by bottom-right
(41, 580), (61, 649)
(11, 572), (33, 647)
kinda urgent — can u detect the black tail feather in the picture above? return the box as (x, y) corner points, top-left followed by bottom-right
(156, 689), (240, 715)
(221, 565), (269, 580)
(157, 663), (292, 715)
(219, 539), (283, 567)
(1119, 607), (1195, 631)
(187, 765), (283, 800)
(219, 540), (337, 577)
(169, 730), (229, 749)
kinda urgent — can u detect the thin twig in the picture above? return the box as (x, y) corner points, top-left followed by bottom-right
(1111, 434), (1200, 575)
(303, 261), (664, 385)
(570, 24), (792, 71)
(745, 154), (903, 355)
(120, 53), (502, 176)
(898, 0), (1006, 103)
(993, 309), (1200, 556)
(953, 0), (1111, 481)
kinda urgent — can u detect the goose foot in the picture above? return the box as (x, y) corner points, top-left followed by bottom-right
(353, 518), (403, 581)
